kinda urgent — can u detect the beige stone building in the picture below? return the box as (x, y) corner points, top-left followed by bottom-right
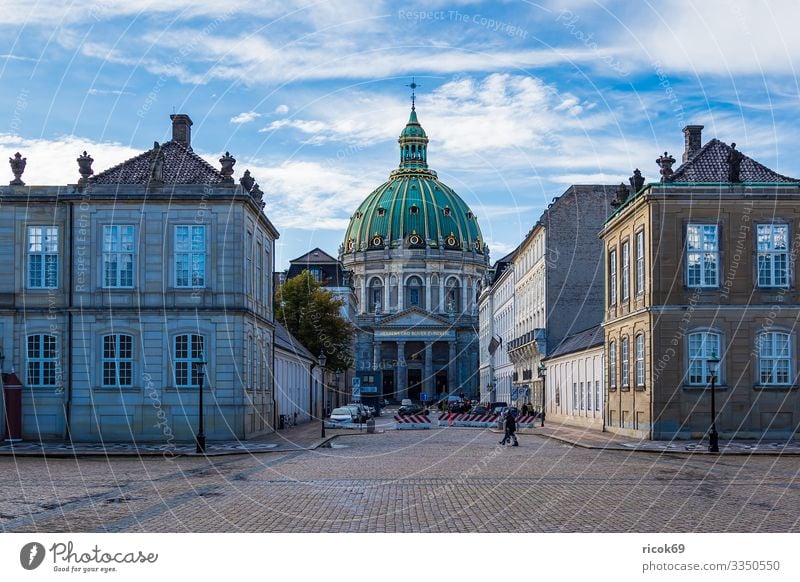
(602, 125), (800, 440)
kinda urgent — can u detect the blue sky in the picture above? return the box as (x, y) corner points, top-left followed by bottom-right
(2, 0), (799, 268)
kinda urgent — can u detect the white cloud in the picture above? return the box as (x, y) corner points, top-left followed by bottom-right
(274, 104), (290, 114)
(230, 111), (261, 124)
(0, 133), (142, 185)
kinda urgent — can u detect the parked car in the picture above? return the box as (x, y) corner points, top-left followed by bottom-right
(490, 402), (508, 414)
(346, 403), (370, 422)
(400, 398), (414, 407)
(398, 403), (428, 416)
(328, 407), (355, 425)
(469, 405), (489, 415)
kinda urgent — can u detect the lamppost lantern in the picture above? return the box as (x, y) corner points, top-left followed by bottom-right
(537, 362), (547, 428)
(318, 350), (327, 369)
(707, 350), (720, 453)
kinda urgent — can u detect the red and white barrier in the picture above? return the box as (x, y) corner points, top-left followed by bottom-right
(394, 414), (432, 430)
(437, 413), (540, 428)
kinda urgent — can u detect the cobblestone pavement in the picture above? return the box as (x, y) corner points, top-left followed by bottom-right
(2, 428), (799, 533)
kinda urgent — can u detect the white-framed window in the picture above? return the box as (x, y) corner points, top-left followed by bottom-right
(635, 333), (645, 387)
(369, 278), (383, 313)
(175, 225), (206, 288)
(174, 334), (205, 387)
(580, 381), (585, 410)
(636, 230), (645, 296)
(621, 337), (630, 387)
(446, 278), (460, 313)
(759, 331), (791, 385)
(27, 226), (59, 289)
(622, 241), (630, 301)
(595, 380), (601, 411)
(609, 341), (617, 389)
(757, 224), (789, 288)
(572, 382), (578, 410)
(245, 229), (252, 296)
(686, 224), (719, 287)
(687, 331), (721, 385)
(102, 225), (135, 288)
(256, 240), (263, 301)
(102, 334), (133, 387)
(26, 334), (58, 386)
(609, 249), (617, 305)
(309, 267), (323, 283)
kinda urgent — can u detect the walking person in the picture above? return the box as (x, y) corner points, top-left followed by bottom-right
(499, 410), (519, 446)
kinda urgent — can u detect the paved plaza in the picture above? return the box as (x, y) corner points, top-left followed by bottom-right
(1, 424), (798, 534)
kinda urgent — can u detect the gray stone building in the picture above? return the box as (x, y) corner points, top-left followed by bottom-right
(339, 106), (489, 402)
(0, 114), (279, 443)
(506, 185), (615, 414)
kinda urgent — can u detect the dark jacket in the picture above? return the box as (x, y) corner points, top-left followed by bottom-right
(505, 414), (516, 432)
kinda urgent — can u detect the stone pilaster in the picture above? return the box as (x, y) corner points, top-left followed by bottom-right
(396, 341), (407, 398)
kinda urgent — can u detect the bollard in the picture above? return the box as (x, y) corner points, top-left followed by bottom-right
(366, 418), (375, 433)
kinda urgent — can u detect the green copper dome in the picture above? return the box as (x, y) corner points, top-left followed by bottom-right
(343, 108), (484, 254)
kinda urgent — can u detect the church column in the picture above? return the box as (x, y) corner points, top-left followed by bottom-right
(396, 341), (407, 399)
(448, 341), (457, 394)
(373, 342), (381, 371)
(424, 341), (433, 398)
(461, 276), (468, 314)
(398, 273), (404, 311)
(359, 276), (366, 315)
(383, 275), (390, 313)
(425, 274), (432, 312)
(439, 278), (445, 313)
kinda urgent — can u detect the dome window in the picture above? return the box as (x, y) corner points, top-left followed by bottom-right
(408, 231), (422, 247)
(443, 207), (451, 217)
(377, 207), (386, 216)
(371, 233), (384, 247)
(410, 205), (419, 215)
(347, 239), (355, 251)
(467, 211), (473, 219)
(445, 232), (459, 248)
(355, 211), (362, 219)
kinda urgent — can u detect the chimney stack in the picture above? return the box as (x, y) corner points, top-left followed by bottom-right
(170, 114), (193, 148)
(682, 125), (703, 163)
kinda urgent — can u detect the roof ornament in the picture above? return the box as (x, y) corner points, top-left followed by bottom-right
(219, 152), (236, 183)
(77, 151), (94, 187)
(629, 168), (645, 193)
(9, 152), (26, 186)
(611, 182), (628, 208)
(405, 78), (420, 110)
(149, 142), (165, 185)
(726, 142), (744, 183)
(240, 169), (255, 192)
(656, 151), (675, 182)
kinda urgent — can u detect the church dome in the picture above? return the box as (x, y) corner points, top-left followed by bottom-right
(343, 108), (485, 254)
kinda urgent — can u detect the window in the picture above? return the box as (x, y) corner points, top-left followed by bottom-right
(686, 224), (719, 287)
(245, 230), (252, 295)
(622, 241), (630, 301)
(572, 382), (578, 410)
(102, 334), (133, 387)
(174, 334), (205, 387)
(406, 276), (424, 308)
(27, 226), (59, 288)
(609, 249), (617, 305)
(635, 333), (645, 387)
(595, 380), (601, 411)
(636, 230), (645, 295)
(103, 225), (135, 288)
(446, 279), (460, 313)
(369, 278), (383, 313)
(256, 241), (263, 300)
(26, 334), (58, 386)
(757, 224), (789, 287)
(609, 341), (617, 389)
(621, 337), (630, 387)
(586, 378), (592, 411)
(687, 332), (721, 385)
(759, 332), (791, 385)
(580, 381), (585, 410)
(175, 225), (206, 288)
(309, 267), (323, 283)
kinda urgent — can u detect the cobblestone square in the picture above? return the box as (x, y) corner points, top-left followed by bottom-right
(2, 428), (798, 533)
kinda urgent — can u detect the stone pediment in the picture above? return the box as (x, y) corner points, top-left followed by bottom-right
(376, 307), (452, 329)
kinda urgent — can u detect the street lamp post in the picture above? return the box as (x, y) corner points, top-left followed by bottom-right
(707, 351), (720, 453)
(319, 350), (327, 438)
(194, 358), (207, 454)
(537, 362), (546, 428)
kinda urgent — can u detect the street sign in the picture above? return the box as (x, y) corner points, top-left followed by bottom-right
(420, 393), (428, 402)
(352, 377), (361, 402)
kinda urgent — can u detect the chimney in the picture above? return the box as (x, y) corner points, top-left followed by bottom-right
(682, 125), (703, 163)
(170, 114), (193, 148)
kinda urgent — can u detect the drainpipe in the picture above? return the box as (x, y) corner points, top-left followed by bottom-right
(64, 196), (74, 442)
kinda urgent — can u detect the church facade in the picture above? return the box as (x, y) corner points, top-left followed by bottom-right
(339, 106), (488, 402)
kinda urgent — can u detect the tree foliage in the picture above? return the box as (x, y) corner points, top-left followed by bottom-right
(274, 270), (354, 370)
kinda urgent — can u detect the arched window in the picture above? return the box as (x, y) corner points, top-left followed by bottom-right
(759, 331), (791, 385)
(687, 331), (721, 385)
(405, 276), (425, 309)
(369, 277), (383, 313)
(445, 278), (460, 313)
(103, 334), (133, 387)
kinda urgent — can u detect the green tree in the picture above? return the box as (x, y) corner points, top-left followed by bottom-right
(274, 270), (354, 370)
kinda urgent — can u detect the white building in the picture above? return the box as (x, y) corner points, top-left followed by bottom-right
(274, 323), (323, 426)
(543, 325), (604, 430)
(478, 250), (516, 404)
